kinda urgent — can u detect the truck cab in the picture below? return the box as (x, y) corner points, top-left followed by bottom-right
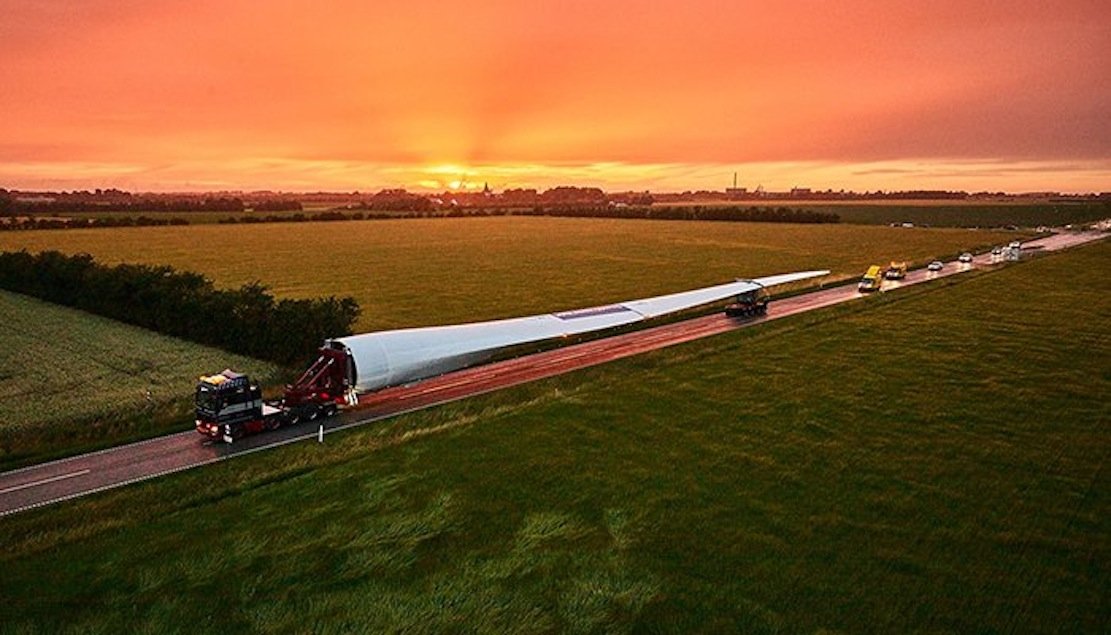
(858, 265), (883, 293)
(884, 261), (907, 280)
(195, 370), (267, 439)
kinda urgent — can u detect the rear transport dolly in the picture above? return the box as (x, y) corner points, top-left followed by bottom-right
(725, 284), (770, 318)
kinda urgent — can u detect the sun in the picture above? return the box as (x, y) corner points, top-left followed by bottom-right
(421, 164), (487, 191)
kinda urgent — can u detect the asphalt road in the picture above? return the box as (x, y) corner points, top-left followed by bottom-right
(1, 230), (1104, 517)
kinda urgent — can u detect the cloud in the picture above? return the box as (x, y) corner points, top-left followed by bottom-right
(0, 0), (1108, 190)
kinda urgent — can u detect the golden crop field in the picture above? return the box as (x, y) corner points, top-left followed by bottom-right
(0, 217), (1020, 330)
(0, 290), (278, 464)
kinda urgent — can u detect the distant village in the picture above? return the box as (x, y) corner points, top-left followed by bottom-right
(3, 183), (1109, 216)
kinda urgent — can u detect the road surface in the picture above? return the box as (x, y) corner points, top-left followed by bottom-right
(1, 230), (1104, 516)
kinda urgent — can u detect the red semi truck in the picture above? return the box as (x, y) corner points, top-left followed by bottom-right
(195, 345), (355, 443)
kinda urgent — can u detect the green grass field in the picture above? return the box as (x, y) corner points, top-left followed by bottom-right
(0, 290), (279, 468)
(2, 240), (1106, 633)
(669, 199), (1110, 228)
(0, 217), (1021, 331)
(803, 201), (1108, 227)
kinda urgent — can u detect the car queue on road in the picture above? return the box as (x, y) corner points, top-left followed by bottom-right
(859, 239), (1028, 294)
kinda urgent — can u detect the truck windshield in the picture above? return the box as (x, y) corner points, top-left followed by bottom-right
(196, 388), (218, 412)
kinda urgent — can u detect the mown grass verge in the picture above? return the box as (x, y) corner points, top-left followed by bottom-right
(0, 240), (1106, 633)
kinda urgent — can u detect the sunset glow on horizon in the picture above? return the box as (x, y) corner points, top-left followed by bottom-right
(1, 0), (1108, 193)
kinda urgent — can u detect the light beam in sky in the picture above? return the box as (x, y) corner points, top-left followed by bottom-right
(0, 0), (1108, 192)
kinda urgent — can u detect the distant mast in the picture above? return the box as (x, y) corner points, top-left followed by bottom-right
(726, 171), (747, 199)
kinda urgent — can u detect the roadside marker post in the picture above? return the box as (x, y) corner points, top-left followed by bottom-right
(318, 424), (324, 443)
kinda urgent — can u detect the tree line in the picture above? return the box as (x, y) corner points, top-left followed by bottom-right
(219, 204), (839, 225)
(3, 197), (250, 214)
(0, 251), (360, 366)
(518, 205), (840, 223)
(0, 194), (304, 216)
(216, 211), (411, 224)
(1, 216), (191, 231)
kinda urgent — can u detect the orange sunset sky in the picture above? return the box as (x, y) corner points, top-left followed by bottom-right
(1, 0), (1109, 193)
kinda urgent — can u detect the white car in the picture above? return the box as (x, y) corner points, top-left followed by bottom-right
(1009, 241), (1021, 249)
(958, 252), (973, 263)
(991, 246), (1003, 256)
(927, 261), (944, 271)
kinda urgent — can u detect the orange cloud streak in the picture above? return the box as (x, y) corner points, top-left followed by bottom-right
(0, 0), (1108, 191)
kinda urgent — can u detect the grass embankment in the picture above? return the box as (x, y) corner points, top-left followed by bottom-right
(0, 290), (279, 469)
(0, 217), (1020, 330)
(2, 241), (1106, 632)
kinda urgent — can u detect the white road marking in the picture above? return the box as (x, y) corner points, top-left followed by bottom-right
(0, 469), (91, 494)
(0, 430), (196, 477)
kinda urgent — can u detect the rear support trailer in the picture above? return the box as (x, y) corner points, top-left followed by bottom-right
(724, 283), (770, 318)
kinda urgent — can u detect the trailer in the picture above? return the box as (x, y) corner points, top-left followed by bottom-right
(196, 269), (830, 443)
(724, 284), (769, 318)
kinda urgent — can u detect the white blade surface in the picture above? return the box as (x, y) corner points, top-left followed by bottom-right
(623, 270), (829, 318)
(334, 269), (829, 392)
